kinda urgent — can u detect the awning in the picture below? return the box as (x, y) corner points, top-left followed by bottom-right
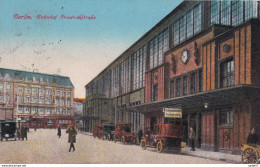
(127, 85), (260, 113)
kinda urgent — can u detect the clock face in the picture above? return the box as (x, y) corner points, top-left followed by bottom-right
(181, 50), (190, 64)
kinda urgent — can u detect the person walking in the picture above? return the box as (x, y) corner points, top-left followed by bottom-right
(138, 127), (143, 144)
(66, 124), (77, 152)
(189, 127), (196, 151)
(21, 124), (28, 141)
(57, 125), (61, 138)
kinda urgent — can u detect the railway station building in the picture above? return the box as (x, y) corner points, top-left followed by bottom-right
(83, 0), (260, 154)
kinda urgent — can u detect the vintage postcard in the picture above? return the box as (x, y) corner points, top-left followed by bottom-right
(0, 0), (260, 165)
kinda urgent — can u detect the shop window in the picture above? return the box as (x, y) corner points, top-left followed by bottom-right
(183, 75), (188, 95)
(176, 78), (181, 97)
(152, 84), (158, 101)
(220, 59), (234, 88)
(220, 109), (233, 126)
(190, 72), (196, 94)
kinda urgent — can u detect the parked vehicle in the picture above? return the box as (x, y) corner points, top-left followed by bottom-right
(92, 124), (104, 139)
(140, 124), (183, 153)
(0, 121), (17, 141)
(241, 144), (260, 164)
(103, 124), (115, 141)
(113, 122), (137, 144)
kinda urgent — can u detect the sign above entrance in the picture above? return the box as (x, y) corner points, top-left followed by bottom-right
(163, 108), (182, 118)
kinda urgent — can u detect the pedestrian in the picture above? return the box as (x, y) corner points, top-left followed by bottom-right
(138, 127), (143, 144)
(66, 124), (77, 152)
(57, 124), (61, 138)
(21, 124), (28, 141)
(189, 127), (196, 151)
(16, 126), (21, 140)
(247, 128), (258, 146)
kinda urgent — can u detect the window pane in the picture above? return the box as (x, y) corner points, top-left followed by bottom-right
(211, 1), (220, 24)
(221, 0), (231, 25)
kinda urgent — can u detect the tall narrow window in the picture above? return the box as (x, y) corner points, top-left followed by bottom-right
(245, 1), (258, 20)
(179, 16), (186, 42)
(190, 72), (196, 94)
(194, 4), (202, 34)
(199, 69), (203, 92)
(133, 45), (146, 90)
(232, 1), (243, 26)
(221, 0), (231, 25)
(220, 59), (234, 88)
(187, 10), (194, 38)
(176, 78), (181, 97)
(173, 21), (180, 45)
(152, 84), (158, 101)
(211, 1), (220, 24)
(169, 79), (174, 98)
(121, 56), (131, 94)
(111, 66), (120, 98)
(104, 72), (111, 98)
(149, 29), (168, 69)
(183, 75), (188, 95)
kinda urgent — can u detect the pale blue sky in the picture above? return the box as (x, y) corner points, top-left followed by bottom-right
(0, 0), (183, 98)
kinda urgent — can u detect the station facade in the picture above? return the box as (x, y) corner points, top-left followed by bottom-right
(84, 1), (260, 154)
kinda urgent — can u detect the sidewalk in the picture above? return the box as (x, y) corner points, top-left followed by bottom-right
(181, 147), (241, 164)
(80, 131), (241, 164)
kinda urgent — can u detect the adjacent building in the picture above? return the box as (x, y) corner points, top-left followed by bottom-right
(73, 98), (85, 130)
(84, 0), (260, 154)
(0, 68), (75, 128)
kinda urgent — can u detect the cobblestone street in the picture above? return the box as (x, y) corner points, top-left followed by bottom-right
(0, 129), (227, 164)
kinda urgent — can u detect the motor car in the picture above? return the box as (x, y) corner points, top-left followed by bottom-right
(0, 121), (17, 141)
(113, 122), (137, 144)
(140, 124), (183, 153)
(92, 124), (104, 139)
(103, 123), (115, 141)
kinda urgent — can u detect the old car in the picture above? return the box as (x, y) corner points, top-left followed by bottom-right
(140, 124), (183, 153)
(241, 144), (260, 164)
(92, 124), (104, 139)
(103, 123), (115, 141)
(113, 122), (137, 144)
(0, 121), (17, 141)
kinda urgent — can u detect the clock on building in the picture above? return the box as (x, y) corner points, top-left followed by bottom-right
(181, 49), (190, 64)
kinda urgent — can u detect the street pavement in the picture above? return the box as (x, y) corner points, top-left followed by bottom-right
(0, 129), (228, 164)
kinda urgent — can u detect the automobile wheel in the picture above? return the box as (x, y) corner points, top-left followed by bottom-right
(113, 134), (116, 143)
(242, 148), (258, 164)
(108, 134), (111, 141)
(140, 139), (146, 150)
(157, 140), (163, 153)
(121, 136), (125, 144)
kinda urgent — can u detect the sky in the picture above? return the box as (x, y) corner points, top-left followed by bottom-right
(0, 0), (183, 98)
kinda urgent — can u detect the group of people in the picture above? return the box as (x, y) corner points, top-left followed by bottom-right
(17, 124), (29, 141)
